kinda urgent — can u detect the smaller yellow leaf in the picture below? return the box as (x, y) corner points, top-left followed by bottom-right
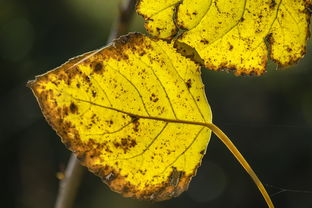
(137, 0), (312, 75)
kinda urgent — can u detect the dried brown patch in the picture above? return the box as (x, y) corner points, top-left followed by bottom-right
(113, 136), (137, 153)
(69, 102), (78, 114)
(186, 79), (192, 89)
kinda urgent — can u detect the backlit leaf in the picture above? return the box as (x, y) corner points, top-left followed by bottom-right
(137, 0), (311, 75)
(28, 33), (212, 200)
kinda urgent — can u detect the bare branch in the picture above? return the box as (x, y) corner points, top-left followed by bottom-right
(108, 0), (137, 42)
(55, 154), (85, 208)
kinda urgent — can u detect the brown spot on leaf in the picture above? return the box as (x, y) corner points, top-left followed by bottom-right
(150, 93), (159, 102)
(94, 62), (103, 73)
(133, 119), (140, 132)
(84, 75), (91, 83)
(139, 50), (146, 56)
(186, 79), (192, 89)
(270, 0), (277, 9)
(200, 39), (209, 44)
(69, 102), (78, 114)
(229, 44), (234, 51)
(113, 136), (137, 153)
(92, 90), (97, 97)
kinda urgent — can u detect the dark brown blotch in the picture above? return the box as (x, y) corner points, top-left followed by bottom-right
(186, 79), (192, 89)
(92, 90), (97, 98)
(69, 102), (78, 114)
(121, 138), (137, 148)
(150, 93), (159, 102)
(113, 136), (137, 153)
(229, 44), (234, 51)
(200, 39), (209, 44)
(132, 119), (140, 132)
(269, 0), (277, 9)
(83, 75), (91, 83)
(93, 62), (103, 73)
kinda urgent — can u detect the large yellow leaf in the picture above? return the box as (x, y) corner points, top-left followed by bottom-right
(28, 33), (212, 200)
(137, 0), (311, 75)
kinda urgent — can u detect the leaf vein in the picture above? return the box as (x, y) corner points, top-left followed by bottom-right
(121, 123), (169, 160)
(205, 0), (247, 46)
(161, 127), (205, 174)
(81, 120), (133, 136)
(106, 64), (151, 116)
(154, 41), (206, 122)
(136, 58), (178, 119)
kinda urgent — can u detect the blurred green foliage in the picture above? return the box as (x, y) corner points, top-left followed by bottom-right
(0, 0), (311, 207)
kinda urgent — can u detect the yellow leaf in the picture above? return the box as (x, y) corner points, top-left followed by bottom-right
(137, 0), (311, 75)
(28, 33), (274, 207)
(28, 33), (212, 200)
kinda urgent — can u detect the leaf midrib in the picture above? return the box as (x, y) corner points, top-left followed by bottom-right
(74, 97), (213, 128)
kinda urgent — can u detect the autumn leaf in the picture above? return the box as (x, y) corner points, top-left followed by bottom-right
(28, 33), (212, 200)
(137, 0), (311, 75)
(28, 33), (274, 207)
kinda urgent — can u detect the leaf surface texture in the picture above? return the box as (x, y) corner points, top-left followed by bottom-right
(29, 33), (212, 201)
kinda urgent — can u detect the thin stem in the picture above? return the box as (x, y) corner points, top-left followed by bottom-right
(54, 1), (137, 208)
(207, 123), (275, 208)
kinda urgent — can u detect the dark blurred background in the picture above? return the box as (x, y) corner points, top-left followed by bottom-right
(1, 0), (312, 207)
